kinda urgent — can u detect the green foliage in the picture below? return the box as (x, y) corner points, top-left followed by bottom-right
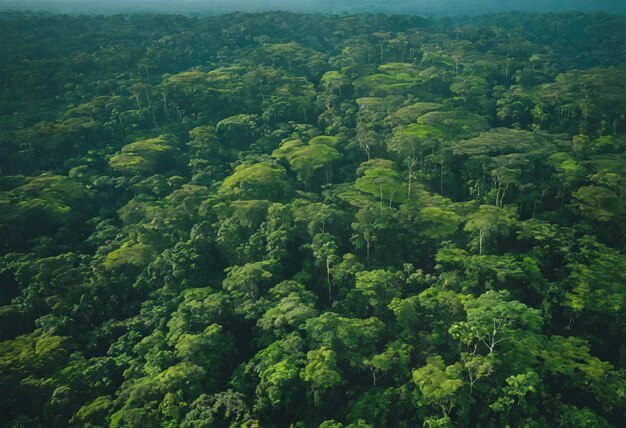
(103, 242), (156, 270)
(353, 63), (419, 97)
(386, 102), (444, 127)
(417, 110), (489, 139)
(223, 261), (275, 319)
(273, 135), (340, 189)
(258, 281), (318, 336)
(1, 10), (625, 428)
(450, 290), (543, 354)
(287, 144), (339, 184)
(417, 207), (462, 241)
(564, 238), (626, 318)
(464, 205), (517, 255)
(304, 313), (384, 365)
(355, 269), (402, 310)
(216, 114), (259, 147)
(301, 347), (342, 405)
(412, 355), (464, 416)
(490, 370), (540, 412)
(181, 391), (256, 428)
(219, 161), (291, 201)
(109, 136), (178, 175)
(354, 159), (407, 205)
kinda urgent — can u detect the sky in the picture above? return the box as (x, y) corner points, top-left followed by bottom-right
(1, 0), (625, 16)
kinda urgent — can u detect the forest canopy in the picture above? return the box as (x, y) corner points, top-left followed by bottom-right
(0, 9), (625, 428)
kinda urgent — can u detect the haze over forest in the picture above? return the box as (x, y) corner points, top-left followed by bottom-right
(2, 0), (626, 15)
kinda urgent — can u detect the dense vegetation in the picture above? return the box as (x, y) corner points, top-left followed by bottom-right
(1, 10), (625, 427)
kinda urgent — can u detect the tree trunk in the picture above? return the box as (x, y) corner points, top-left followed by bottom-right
(162, 93), (169, 120)
(407, 161), (414, 200)
(326, 259), (332, 304)
(439, 160), (445, 195)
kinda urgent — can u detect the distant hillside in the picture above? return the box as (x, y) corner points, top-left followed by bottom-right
(2, 0), (626, 16)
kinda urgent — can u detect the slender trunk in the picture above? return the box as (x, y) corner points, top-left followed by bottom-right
(407, 161), (414, 200)
(495, 184), (501, 208)
(162, 93), (169, 120)
(134, 94), (142, 110)
(439, 160), (445, 194)
(326, 259), (332, 304)
(500, 183), (509, 207)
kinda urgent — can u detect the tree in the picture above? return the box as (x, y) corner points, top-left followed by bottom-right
(355, 270), (402, 313)
(363, 341), (412, 386)
(416, 207), (462, 243)
(564, 237), (626, 326)
(490, 370), (539, 413)
(449, 290), (543, 355)
(304, 313), (384, 366)
(351, 204), (396, 266)
(181, 391), (256, 428)
(460, 353), (493, 396)
(464, 205), (517, 255)
(412, 355), (464, 419)
(388, 124), (443, 199)
(215, 114), (259, 148)
(219, 161), (291, 201)
(274, 137), (340, 190)
(257, 281), (318, 338)
(301, 347), (342, 406)
(174, 324), (235, 386)
(321, 71), (351, 97)
(222, 261), (275, 319)
(309, 233), (340, 304)
(109, 135), (180, 175)
(417, 110), (488, 140)
(355, 159), (407, 209)
(244, 333), (306, 416)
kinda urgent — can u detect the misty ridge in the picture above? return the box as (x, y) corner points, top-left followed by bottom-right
(2, 0), (626, 15)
